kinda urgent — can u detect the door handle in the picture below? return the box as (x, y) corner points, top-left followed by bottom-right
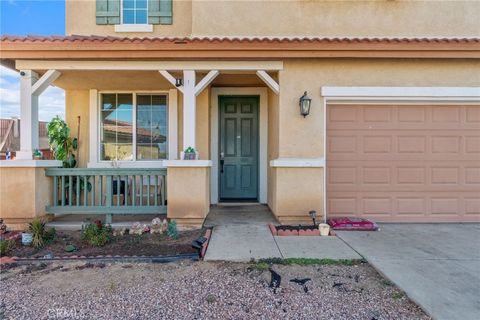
(220, 152), (224, 173)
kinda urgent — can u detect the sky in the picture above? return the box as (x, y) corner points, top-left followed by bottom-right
(0, 0), (66, 121)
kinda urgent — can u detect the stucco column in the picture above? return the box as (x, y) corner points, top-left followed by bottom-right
(165, 160), (211, 229)
(17, 70), (39, 160)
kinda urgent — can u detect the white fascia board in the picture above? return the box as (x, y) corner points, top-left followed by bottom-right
(321, 87), (480, 99)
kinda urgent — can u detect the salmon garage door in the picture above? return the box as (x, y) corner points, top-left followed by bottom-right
(327, 104), (480, 222)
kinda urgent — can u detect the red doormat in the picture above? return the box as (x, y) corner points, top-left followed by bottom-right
(327, 217), (379, 231)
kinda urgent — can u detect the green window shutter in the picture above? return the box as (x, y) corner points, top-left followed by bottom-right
(149, 0), (172, 25)
(96, 0), (120, 25)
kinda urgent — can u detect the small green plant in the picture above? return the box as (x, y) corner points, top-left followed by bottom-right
(28, 218), (56, 249)
(0, 239), (15, 256)
(64, 244), (77, 252)
(205, 294), (216, 304)
(254, 261), (269, 271)
(167, 220), (179, 239)
(33, 149), (43, 159)
(47, 116), (78, 168)
(392, 292), (404, 300)
(81, 222), (112, 247)
(44, 227), (56, 245)
(381, 279), (394, 287)
(184, 147), (195, 154)
(183, 147), (196, 160)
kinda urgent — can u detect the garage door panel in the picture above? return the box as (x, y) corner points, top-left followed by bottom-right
(432, 106), (461, 123)
(465, 198), (480, 215)
(327, 104), (480, 222)
(465, 136), (480, 153)
(363, 106), (392, 122)
(465, 106), (480, 123)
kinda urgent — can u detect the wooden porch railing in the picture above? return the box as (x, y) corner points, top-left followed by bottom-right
(45, 168), (167, 223)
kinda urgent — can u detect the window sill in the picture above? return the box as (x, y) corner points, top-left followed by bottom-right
(114, 24), (153, 33)
(87, 161), (166, 169)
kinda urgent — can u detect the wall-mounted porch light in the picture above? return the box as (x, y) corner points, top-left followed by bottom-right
(175, 78), (183, 87)
(299, 91), (312, 117)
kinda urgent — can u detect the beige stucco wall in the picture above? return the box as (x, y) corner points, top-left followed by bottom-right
(166, 166), (210, 229)
(67, 1), (479, 38)
(65, 90), (90, 168)
(192, 1), (479, 37)
(0, 167), (53, 230)
(65, 0), (192, 37)
(278, 58), (480, 158)
(272, 167), (324, 223)
(267, 89), (279, 212)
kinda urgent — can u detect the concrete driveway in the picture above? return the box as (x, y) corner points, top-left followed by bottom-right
(337, 224), (480, 320)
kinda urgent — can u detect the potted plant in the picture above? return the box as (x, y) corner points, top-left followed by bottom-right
(33, 149), (43, 160)
(47, 116), (78, 168)
(183, 147), (197, 160)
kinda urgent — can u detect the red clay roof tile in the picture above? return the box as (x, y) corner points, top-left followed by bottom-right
(1, 35), (479, 44)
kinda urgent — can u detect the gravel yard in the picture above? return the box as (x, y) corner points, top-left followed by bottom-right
(0, 260), (430, 320)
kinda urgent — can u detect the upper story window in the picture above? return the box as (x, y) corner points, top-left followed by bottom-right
(122, 0), (148, 24)
(95, 0), (173, 32)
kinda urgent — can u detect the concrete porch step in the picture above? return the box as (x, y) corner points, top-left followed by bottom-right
(203, 204), (278, 228)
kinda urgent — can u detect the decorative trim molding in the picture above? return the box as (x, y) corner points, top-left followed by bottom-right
(0, 160), (62, 168)
(164, 160), (212, 167)
(114, 24), (153, 33)
(210, 87), (268, 204)
(87, 161), (166, 169)
(16, 60), (284, 71)
(270, 158), (325, 168)
(321, 86), (480, 102)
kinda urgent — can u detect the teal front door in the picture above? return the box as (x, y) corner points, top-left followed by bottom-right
(219, 96), (259, 200)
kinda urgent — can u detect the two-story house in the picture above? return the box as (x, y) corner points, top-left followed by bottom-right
(1, 0), (479, 229)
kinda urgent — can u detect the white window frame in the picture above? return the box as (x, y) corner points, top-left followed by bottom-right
(88, 89), (178, 168)
(114, 0), (153, 33)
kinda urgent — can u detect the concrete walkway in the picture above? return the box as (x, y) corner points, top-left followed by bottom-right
(337, 224), (480, 320)
(204, 205), (360, 261)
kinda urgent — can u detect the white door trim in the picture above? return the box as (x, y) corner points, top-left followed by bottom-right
(210, 87), (268, 204)
(321, 86), (480, 222)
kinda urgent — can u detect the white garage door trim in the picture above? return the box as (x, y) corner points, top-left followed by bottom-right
(321, 86), (480, 221)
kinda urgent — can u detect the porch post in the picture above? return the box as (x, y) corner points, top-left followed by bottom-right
(16, 70), (39, 160)
(183, 70), (196, 151)
(16, 69), (61, 160)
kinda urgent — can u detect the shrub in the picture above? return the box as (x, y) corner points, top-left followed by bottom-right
(81, 222), (112, 247)
(167, 220), (179, 239)
(28, 218), (56, 249)
(47, 116), (78, 168)
(0, 239), (14, 256)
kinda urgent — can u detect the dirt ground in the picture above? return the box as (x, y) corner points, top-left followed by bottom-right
(0, 260), (430, 320)
(5, 229), (204, 258)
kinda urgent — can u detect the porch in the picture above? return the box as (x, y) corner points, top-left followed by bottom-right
(0, 57), (325, 230)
